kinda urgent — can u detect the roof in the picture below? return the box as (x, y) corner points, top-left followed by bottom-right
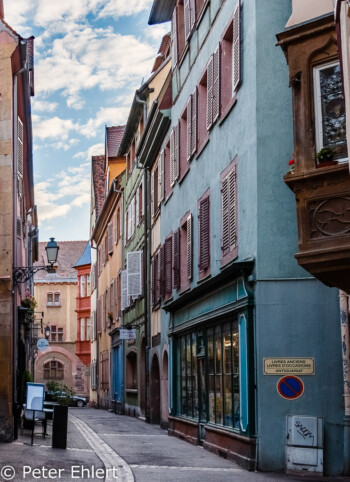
(148, 0), (175, 24)
(92, 155), (106, 218)
(152, 33), (171, 72)
(34, 241), (88, 282)
(106, 125), (125, 158)
(73, 241), (91, 268)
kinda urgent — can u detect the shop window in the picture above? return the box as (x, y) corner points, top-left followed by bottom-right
(44, 360), (64, 380)
(313, 61), (347, 162)
(126, 352), (137, 390)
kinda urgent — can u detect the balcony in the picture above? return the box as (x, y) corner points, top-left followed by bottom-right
(285, 163), (350, 293)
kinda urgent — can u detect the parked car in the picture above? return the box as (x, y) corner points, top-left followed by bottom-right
(45, 390), (87, 407)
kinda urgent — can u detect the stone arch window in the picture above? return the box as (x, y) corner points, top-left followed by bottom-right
(43, 360), (64, 380)
(126, 352), (137, 390)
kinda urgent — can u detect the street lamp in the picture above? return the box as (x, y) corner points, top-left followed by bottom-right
(13, 237), (59, 285)
(44, 325), (50, 340)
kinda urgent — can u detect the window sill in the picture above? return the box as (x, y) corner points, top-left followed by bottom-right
(219, 95), (238, 126)
(47, 304), (61, 308)
(196, 136), (210, 160)
(125, 388), (138, 394)
(198, 270), (211, 283)
(179, 284), (191, 295)
(164, 191), (173, 206)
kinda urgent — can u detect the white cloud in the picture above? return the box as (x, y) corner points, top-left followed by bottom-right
(74, 143), (105, 160)
(144, 22), (171, 41)
(33, 116), (79, 140)
(97, 0), (153, 20)
(35, 162), (91, 223)
(32, 100), (58, 113)
(80, 106), (130, 137)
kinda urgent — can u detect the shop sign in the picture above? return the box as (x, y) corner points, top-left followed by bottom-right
(263, 358), (314, 375)
(119, 329), (136, 340)
(37, 338), (49, 350)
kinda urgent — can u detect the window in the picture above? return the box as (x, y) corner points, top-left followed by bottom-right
(163, 141), (172, 200)
(313, 61), (347, 162)
(186, 91), (197, 162)
(172, 1), (186, 68)
(197, 71), (209, 152)
(137, 181), (143, 225)
(80, 318), (85, 341)
(47, 292), (61, 306)
(179, 107), (190, 180)
(100, 351), (110, 390)
(151, 250), (161, 308)
(116, 207), (121, 243)
(179, 213), (192, 291)
(164, 235), (173, 299)
(221, 158), (238, 265)
(206, 47), (220, 131)
(90, 360), (97, 390)
(80, 275), (85, 297)
(44, 360), (64, 380)
(176, 319), (239, 428)
(50, 326), (64, 342)
(86, 274), (91, 296)
(47, 293), (53, 304)
(151, 163), (159, 219)
(170, 124), (180, 186)
(198, 190), (210, 278)
(108, 221), (113, 254)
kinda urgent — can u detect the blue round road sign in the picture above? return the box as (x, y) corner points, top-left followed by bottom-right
(277, 375), (304, 400)
(37, 338), (49, 351)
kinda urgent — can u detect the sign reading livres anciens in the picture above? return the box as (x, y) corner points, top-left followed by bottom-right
(263, 358), (315, 375)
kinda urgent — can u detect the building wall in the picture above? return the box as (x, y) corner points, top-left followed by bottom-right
(286, 0), (332, 28)
(0, 31), (16, 441)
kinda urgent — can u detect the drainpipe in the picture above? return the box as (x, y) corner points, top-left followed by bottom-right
(340, 290), (350, 474)
(135, 94), (147, 127)
(144, 167), (151, 423)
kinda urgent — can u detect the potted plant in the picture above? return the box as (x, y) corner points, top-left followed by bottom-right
(107, 311), (113, 327)
(20, 290), (37, 311)
(316, 146), (337, 167)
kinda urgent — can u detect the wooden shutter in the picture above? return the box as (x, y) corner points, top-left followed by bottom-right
(172, 8), (178, 68)
(105, 235), (108, 262)
(199, 196), (210, 270)
(189, 0), (196, 32)
(170, 128), (175, 186)
(229, 166), (237, 250)
(127, 251), (142, 297)
(232, 1), (241, 93)
(184, 0), (191, 40)
(206, 56), (214, 131)
(174, 123), (180, 181)
(108, 222), (113, 254)
(159, 150), (165, 202)
(191, 89), (197, 156)
(212, 45), (220, 123)
(164, 237), (172, 296)
(151, 257), (155, 306)
(136, 188), (139, 227)
(106, 286), (111, 327)
(160, 245), (165, 299)
(141, 179), (144, 217)
(173, 228), (180, 290)
(97, 299), (101, 333)
(186, 97), (192, 161)
(151, 171), (155, 218)
(17, 117), (24, 178)
(156, 251), (161, 303)
(222, 176), (230, 254)
(187, 214), (193, 280)
(27, 37), (34, 96)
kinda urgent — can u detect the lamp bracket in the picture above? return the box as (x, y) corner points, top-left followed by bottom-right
(13, 265), (55, 285)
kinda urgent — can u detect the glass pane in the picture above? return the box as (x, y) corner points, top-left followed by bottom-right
(80, 318), (85, 341)
(54, 293), (60, 303)
(319, 63), (347, 159)
(186, 334), (192, 417)
(214, 326), (222, 424)
(58, 328), (63, 342)
(223, 322), (232, 426)
(86, 318), (91, 340)
(192, 333), (198, 419)
(176, 338), (181, 414)
(208, 374), (215, 423)
(181, 336), (187, 415)
(208, 327), (215, 422)
(47, 293), (53, 303)
(224, 375), (232, 427)
(215, 374), (223, 425)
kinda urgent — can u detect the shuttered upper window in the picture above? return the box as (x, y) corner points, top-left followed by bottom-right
(206, 47), (220, 131)
(164, 235), (173, 299)
(220, 2), (241, 118)
(221, 158), (238, 265)
(180, 212), (192, 291)
(17, 117), (24, 178)
(198, 190), (210, 279)
(170, 124), (180, 186)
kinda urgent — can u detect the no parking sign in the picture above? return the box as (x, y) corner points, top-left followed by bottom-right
(277, 375), (304, 400)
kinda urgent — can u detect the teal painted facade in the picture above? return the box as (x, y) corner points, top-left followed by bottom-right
(156, 0), (344, 474)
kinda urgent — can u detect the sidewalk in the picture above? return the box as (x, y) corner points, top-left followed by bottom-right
(1, 408), (350, 482)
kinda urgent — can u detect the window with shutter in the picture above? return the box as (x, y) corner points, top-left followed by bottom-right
(221, 158), (238, 265)
(184, 0), (191, 40)
(212, 46), (220, 123)
(127, 251), (142, 297)
(164, 236), (173, 298)
(172, 8), (178, 68)
(136, 186), (139, 226)
(17, 117), (24, 178)
(151, 171), (155, 218)
(154, 165), (159, 216)
(186, 97), (192, 162)
(187, 214), (193, 281)
(232, 1), (241, 94)
(173, 228), (180, 290)
(206, 56), (213, 131)
(140, 179), (144, 218)
(198, 191), (210, 275)
(105, 235), (108, 263)
(191, 89), (197, 156)
(160, 244), (165, 299)
(159, 150), (165, 203)
(170, 128), (175, 186)
(117, 272), (122, 317)
(121, 269), (128, 311)
(108, 222), (113, 254)
(174, 123), (180, 181)
(116, 208), (121, 243)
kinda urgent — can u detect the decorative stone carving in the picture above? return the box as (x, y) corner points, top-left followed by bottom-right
(309, 196), (350, 239)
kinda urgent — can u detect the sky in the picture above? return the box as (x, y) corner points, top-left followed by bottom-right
(5, 0), (169, 242)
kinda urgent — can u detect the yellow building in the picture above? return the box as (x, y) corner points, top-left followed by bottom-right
(34, 241), (89, 398)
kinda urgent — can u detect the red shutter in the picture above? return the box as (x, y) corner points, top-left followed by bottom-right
(159, 150), (165, 202)
(229, 166), (237, 250)
(206, 56), (213, 130)
(170, 128), (175, 185)
(184, 0), (191, 40)
(189, 0), (196, 33)
(199, 196), (210, 270)
(233, 1), (241, 93)
(191, 89), (197, 156)
(160, 245), (165, 298)
(156, 251), (161, 303)
(151, 170), (155, 218)
(187, 214), (192, 280)
(164, 237), (172, 296)
(221, 176), (230, 254)
(172, 8), (178, 68)
(186, 97), (192, 161)
(174, 123), (180, 181)
(151, 257), (156, 306)
(212, 45), (220, 123)
(108, 222), (113, 254)
(173, 228), (180, 289)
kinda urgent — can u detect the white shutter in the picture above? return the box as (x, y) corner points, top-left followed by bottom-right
(121, 270), (128, 311)
(151, 171), (155, 218)
(136, 186), (140, 227)
(206, 56), (214, 131)
(174, 123), (180, 181)
(191, 89), (197, 156)
(17, 117), (24, 178)
(127, 251), (142, 297)
(212, 45), (220, 123)
(184, 0), (191, 40)
(141, 179), (144, 217)
(232, 1), (241, 94)
(186, 97), (192, 162)
(170, 128), (175, 186)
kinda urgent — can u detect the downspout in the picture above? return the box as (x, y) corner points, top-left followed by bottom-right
(144, 167), (151, 423)
(339, 290), (350, 475)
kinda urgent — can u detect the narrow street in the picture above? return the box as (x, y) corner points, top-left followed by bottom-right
(1, 408), (349, 482)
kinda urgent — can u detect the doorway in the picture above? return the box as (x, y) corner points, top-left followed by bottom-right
(150, 354), (160, 424)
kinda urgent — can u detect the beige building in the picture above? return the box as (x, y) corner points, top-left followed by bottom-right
(34, 241), (89, 398)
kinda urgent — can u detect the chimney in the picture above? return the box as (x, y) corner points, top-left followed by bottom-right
(0, 1), (4, 20)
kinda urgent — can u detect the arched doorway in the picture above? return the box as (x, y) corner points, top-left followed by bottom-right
(161, 351), (169, 428)
(150, 354), (160, 424)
